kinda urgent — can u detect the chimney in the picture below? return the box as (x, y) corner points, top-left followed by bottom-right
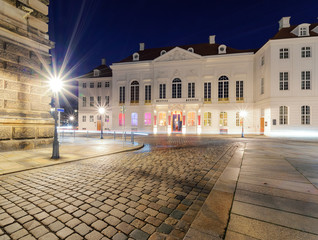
(139, 43), (145, 51)
(101, 58), (106, 65)
(279, 17), (291, 30)
(209, 35), (215, 44)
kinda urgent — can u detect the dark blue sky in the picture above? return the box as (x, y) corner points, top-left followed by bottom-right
(48, 0), (318, 109)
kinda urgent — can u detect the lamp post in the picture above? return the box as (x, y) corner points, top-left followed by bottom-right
(50, 77), (63, 159)
(239, 110), (247, 138)
(98, 107), (105, 139)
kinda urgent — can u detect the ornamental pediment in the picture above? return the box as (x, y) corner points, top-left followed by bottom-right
(154, 47), (202, 62)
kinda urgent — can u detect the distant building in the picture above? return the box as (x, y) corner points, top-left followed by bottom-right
(0, 0), (54, 150)
(78, 17), (318, 136)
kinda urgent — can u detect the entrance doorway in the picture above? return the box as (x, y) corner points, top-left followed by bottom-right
(260, 117), (264, 135)
(172, 111), (182, 132)
(97, 120), (101, 131)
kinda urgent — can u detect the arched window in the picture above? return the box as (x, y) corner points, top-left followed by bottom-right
(301, 105), (310, 125)
(172, 78), (182, 98)
(218, 76), (229, 101)
(160, 50), (166, 56)
(130, 81), (139, 104)
(133, 53), (139, 61)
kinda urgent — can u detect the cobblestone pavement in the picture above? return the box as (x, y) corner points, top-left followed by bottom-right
(0, 135), (238, 240)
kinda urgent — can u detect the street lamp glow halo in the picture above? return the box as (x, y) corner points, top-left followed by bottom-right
(49, 77), (63, 93)
(98, 107), (105, 114)
(240, 110), (247, 118)
(69, 116), (74, 121)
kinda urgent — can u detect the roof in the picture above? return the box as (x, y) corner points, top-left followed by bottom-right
(80, 64), (112, 78)
(118, 43), (257, 63)
(271, 23), (318, 40)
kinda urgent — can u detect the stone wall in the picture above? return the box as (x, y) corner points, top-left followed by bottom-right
(0, 0), (54, 151)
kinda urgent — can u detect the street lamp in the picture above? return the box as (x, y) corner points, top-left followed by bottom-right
(69, 116), (74, 128)
(98, 107), (105, 139)
(50, 77), (63, 159)
(239, 110), (247, 138)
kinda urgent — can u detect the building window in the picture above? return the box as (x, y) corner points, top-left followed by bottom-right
(301, 105), (310, 125)
(301, 47), (311, 58)
(83, 97), (86, 107)
(97, 82), (102, 88)
(90, 97), (94, 107)
(97, 96), (101, 105)
(160, 50), (166, 56)
(188, 83), (195, 98)
(145, 85), (151, 103)
(82, 115), (86, 122)
(144, 113), (151, 125)
(261, 78), (264, 95)
(90, 82), (94, 88)
(218, 76), (229, 101)
(279, 72), (289, 90)
(187, 112), (195, 126)
(82, 83), (86, 88)
(279, 48), (289, 59)
(236, 112), (243, 127)
(105, 82), (110, 87)
(131, 81), (139, 104)
(236, 81), (243, 101)
(188, 47), (194, 53)
(159, 113), (166, 126)
(131, 113), (138, 126)
(219, 112), (227, 127)
(172, 78), (182, 98)
(105, 96), (110, 105)
(119, 86), (125, 104)
(279, 106), (288, 125)
(301, 71), (311, 90)
(119, 113), (125, 126)
(93, 70), (100, 77)
(90, 115), (94, 122)
(300, 27), (308, 36)
(159, 84), (166, 99)
(204, 112), (211, 126)
(204, 82), (211, 102)
(261, 56), (264, 66)
(105, 115), (109, 122)
(133, 53), (139, 61)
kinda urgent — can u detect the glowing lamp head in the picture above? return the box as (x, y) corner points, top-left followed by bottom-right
(69, 116), (74, 121)
(98, 107), (105, 114)
(50, 77), (63, 93)
(240, 110), (247, 118)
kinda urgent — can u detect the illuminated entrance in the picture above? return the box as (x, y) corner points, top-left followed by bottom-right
(172, 111), (182, 132)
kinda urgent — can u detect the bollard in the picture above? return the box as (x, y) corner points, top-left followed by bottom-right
(114, 131), (116, 140)
(131, 132), (134, 144)
(87, 130), (88, 138)
(124, 132), (126, 141)
(73, 130), (75, 139)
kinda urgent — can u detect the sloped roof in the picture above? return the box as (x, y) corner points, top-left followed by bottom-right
(271, 23), (318, 40)
(118, 43), (257, 63)
(80, 64), (112, 79)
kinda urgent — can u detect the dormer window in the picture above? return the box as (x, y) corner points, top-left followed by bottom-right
(133, 53), (139, 61)
(93, 69), (100, 77)
(300, 27), (307, 36)
(160, 50), (166, 56)
(218, 45), (227, 54)
(187, 47), (194, 53)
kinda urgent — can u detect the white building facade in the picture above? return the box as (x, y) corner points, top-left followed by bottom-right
(78, 17), (318, 136)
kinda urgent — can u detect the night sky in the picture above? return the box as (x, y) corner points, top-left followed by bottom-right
(48, 0), (318, 108)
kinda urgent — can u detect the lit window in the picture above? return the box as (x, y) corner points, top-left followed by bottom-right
(279, 106), (288, 125)
(159, 112), (166, 126)
(236, 112), (242, 126)
(204, 112), (211, 126)
(131, 81), (139, 104)
(90, 97), (94, 107)
(187, 112), (195, 126)
(172, 78), (182, 98)
(219, 112), (227, 126)
(301, 105), (310, 125)
(236, 81), (243, 101)
(90, 82), (94, 88)
(188, 83), (195, 98)
(301, 47), (311, 58)
(82, 83), (86, 88)
(90, 115), (94, 122)
(218, 76), (229, 101)
(119, 86), (125, 104)
(105, 82), (110, 87)
(279, 72), (288, 90)
(82, 116), (86, 122)
(119, 113), (125, 126)
(279, 48), (289, 59)
(97, 82), (102, 88)
(82, 97), (86, 107)
(301, 71), (311, 90)
(204, 82), (211, 102)
(131, 113), (138, 126)
(144, 113), (151, 125)
(159, 84), (166, 99)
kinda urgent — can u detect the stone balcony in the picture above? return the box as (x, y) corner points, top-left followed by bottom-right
(155, 98), (201, 104)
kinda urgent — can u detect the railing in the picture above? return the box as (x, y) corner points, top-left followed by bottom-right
(155, 98), (201, 104)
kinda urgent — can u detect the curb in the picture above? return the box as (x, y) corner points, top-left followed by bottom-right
(183, 143), (245, 240)
(0, 143), (144, 176)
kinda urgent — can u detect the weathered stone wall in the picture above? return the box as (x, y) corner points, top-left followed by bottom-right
(0, 0), (54, 151)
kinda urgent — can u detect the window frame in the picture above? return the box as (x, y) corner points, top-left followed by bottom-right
(159, 83), (166, 99)
(279, 106), (288, 125)
(130, 81), (139, 104)
(172, 78), (182, 99)
(301, 71), (311, 90)
(279, 48), (289, 59)
(119, 86), (125, 104)
(279, 72), (289, 91)
(301, 105), (310, 125)
(218, 76), (229, 101)
(188, 82), (195, 98)
(203, 112), (212, 127)
(301, 47), (311, 58)
(236, 80), (243, 101)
